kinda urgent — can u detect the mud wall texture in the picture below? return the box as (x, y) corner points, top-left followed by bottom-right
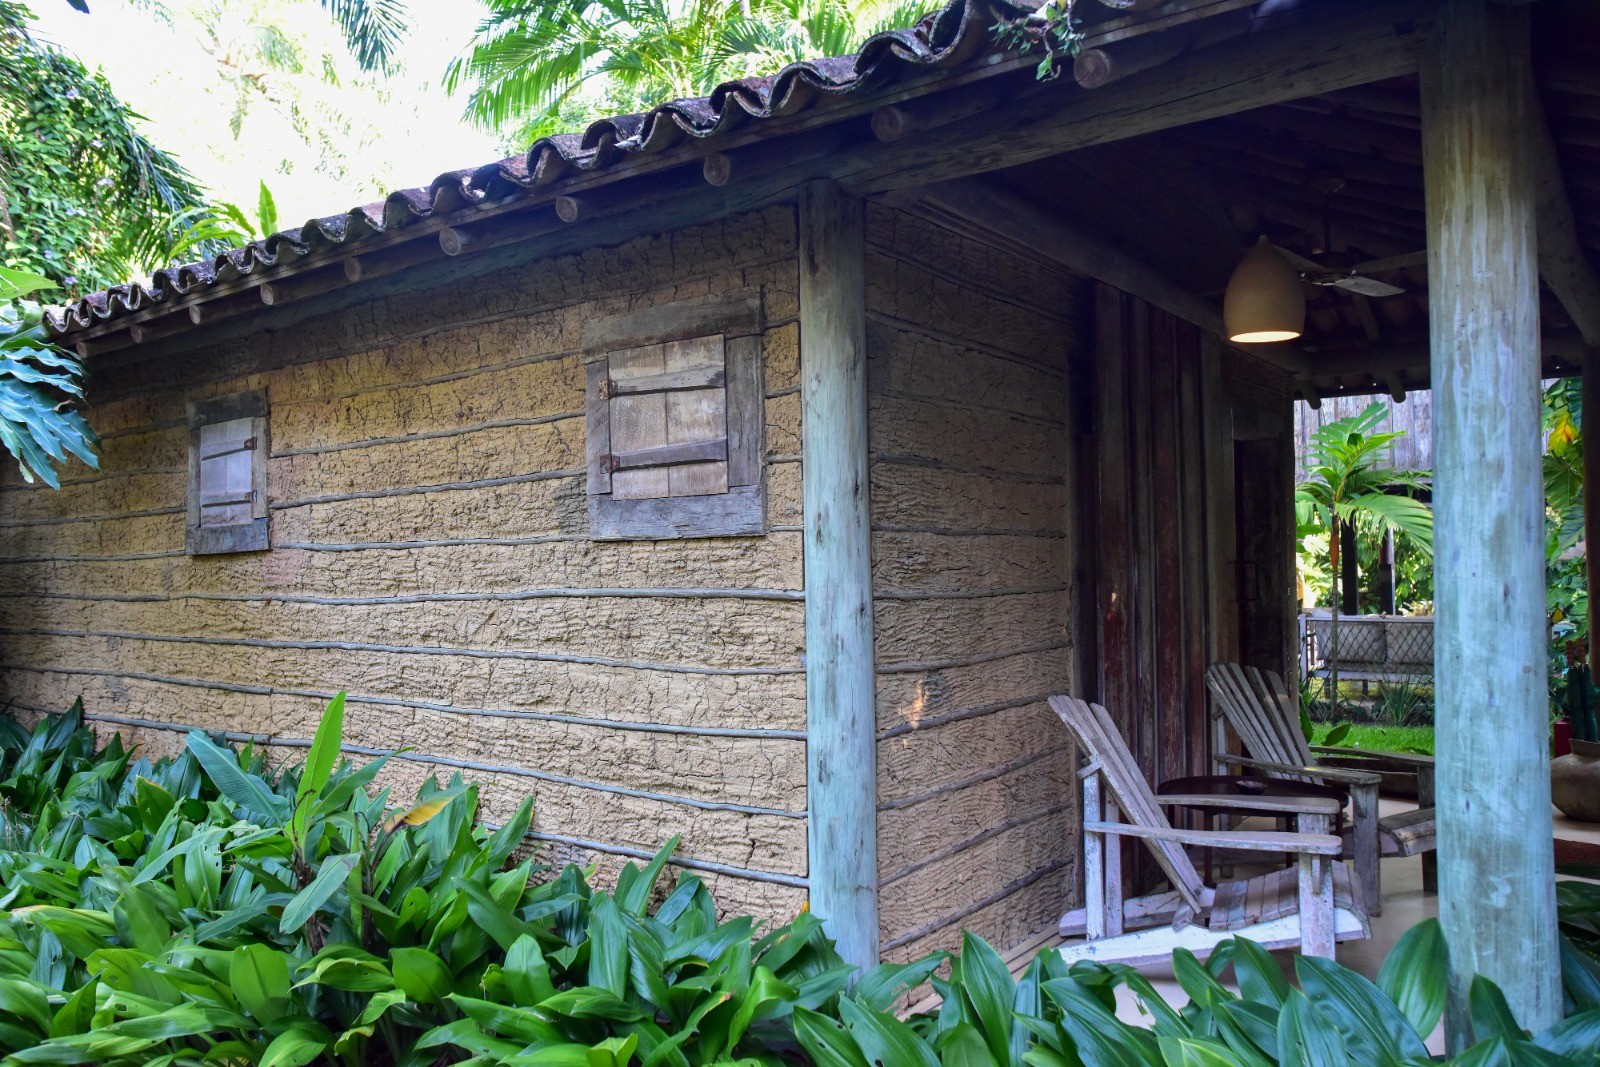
(0, 207), (808, 921)
(866, 205), (1089, 961)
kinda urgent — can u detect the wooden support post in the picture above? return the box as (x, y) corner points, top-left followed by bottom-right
(799, 181), (877, 970)
(1422, 0), (1560, 1042)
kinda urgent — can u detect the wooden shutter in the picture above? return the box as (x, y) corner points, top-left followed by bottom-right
(584, 293), (765, 540)
(605, 335), (729, 499)
(187, 392), (270, 555)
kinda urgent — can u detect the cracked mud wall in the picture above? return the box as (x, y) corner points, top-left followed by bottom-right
(866, 204), (1088, 961)
(0, 207), (809, 920)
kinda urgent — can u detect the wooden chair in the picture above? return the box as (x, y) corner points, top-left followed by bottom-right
(1049, 696), (1368, 966)
(1205, 662), (1437, 917)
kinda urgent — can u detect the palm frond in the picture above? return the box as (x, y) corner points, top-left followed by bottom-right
(319, 0), (410, 74)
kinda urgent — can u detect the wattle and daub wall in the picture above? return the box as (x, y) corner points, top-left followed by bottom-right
(865, 206), (1086, 961)
(0, 204), (1088, 953)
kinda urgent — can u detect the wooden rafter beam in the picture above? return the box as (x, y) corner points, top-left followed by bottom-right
(913, 176), (1312, 380)
(846, 0), (1435, 194)
(1528, 63), (1600, 346)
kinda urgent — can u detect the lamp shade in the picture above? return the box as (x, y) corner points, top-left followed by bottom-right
(1224, 237), (1305, 343)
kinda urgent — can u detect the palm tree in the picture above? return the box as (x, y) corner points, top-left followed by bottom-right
(445, 0), (939, 146)
(1297, 401), (1433, 709)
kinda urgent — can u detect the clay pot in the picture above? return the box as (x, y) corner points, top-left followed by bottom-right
(1552, 739), (1600, 823)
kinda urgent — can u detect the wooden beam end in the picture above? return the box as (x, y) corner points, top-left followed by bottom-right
(703, 152), (732, 187)
(871, 105), (912, 143)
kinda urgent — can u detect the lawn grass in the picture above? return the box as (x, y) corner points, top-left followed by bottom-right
(1312, 721), (1435, 755)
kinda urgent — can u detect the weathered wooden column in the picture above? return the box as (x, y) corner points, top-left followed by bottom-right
(799, 180), (878, 969)
(1421, 0), (1560, 1041)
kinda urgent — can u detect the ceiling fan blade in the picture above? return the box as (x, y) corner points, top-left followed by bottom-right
(1351, 251), (1427, 274)
(1273, 244), (1324, 273)
(1331, 275), (1407, 298)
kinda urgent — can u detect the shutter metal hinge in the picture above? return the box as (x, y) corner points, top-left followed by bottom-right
(597, 379), (618, 400)
(600, 454), (621, 474)
(243, 437), (258, 451)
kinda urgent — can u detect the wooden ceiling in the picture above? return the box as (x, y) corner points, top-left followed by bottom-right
(991, 0), (1600, 400)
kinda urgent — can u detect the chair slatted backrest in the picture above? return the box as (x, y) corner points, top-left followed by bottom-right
(1205, 663), (1315, 779)
(1049, 695), (1206, 914)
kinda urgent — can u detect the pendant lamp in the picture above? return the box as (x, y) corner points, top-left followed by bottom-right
(1224, 237), (1306, 343)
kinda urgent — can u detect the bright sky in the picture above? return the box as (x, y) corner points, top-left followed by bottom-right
(28, 0), (505, 229)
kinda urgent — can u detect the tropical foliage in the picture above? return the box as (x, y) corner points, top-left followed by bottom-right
(0, 0), (219, 295)
(4, 698), (1600, 1064)
(446, 0), (941, 146)
(0, 264), (97, 487)
(1546, 377), (1587, 649)
(1297, 402), (1433, 705)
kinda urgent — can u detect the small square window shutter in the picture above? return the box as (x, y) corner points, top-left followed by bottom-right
(584, 293), (765, 540)
(186, 391), (269, 555)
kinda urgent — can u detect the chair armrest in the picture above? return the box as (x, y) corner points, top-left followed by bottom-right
(1217, 753), (1382, 787)
(1083, 820), (1343, 856)
(1311, 745), (1435, 770)
(1156, 794), (1343, 816)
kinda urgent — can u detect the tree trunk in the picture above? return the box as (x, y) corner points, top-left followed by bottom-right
(1326, 514), (1341, 709)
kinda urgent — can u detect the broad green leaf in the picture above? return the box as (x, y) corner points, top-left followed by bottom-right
(184, 731), (289, 824)
(290, 693), (346, 844)
(1467, 975), (1526, 1043)
(1295, 954), (1428, 1064)
(587, 1034), (640, 1067)
(260, 1020), (333, 1067)
(790, 1008), (869, 1067)
(1375, 917), (1448, 1039)
(486, 797), (535, 869)
(587, 894), (629, 999)
(1533, 1006), (1600, 1057)
(1561, 935), (1600, 1009)
(257, 181), (280, 237)
(853, 954), (948, 1014)
(354, 988), (406, 1027)
(111, 883), (170, 954)
(416, 1018), (526, 1058)
(281, 853), (359, 933)
(0, 978), (51, 1032)
(391, 946), (454, 1005)
(933, 1021), (998, 1067)
(0, 266), (58, 299)
(1229, 937), (1289, 1010)
(956, 931), (1016, 1066)
(838, 997), (940, 1067)
(230, 943), (292, 1021)
(1173, 948), (1233, 1010)
(617, 836), (679, 915)
(1276, 989), (1347, 1067)
(503, 935), (557, 1005)
(1159, 1036), (1248, 1067)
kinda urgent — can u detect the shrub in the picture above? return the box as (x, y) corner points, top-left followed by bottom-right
(1, 698), (1598, 1065)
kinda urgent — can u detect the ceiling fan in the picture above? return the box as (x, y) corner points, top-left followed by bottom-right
(1272, 174), (1422, 299)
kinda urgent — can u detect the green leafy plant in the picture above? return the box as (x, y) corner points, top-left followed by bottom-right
(0, 264), (97, 487)
(0, 1), (222, 294)
(1374, 678), (1432, 728)
(446, 0), (941, 146)
(1298, 402), (1433, 707)
(4, 700), (1598, 1065)
(993, 0), (1084, 82)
